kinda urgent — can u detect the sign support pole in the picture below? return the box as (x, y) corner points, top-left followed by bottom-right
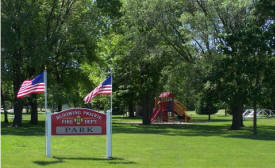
(106, 110), (112, 159)
(46, 112), (51, 157)
(45, 68), (51, 157)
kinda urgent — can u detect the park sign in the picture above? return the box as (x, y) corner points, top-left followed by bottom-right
(46, 108), (112, 158)
(51, 108), (106, 136)
(28, 70), (112, 158)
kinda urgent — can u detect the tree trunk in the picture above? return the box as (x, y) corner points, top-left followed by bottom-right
(1, 90), (9, 123)
(30, 95), (38, 124)
(230, 102), (243, 130)
(12, 75), (23, 127)
(58, 104), (62, 112)
(253, 73), (260, 135)
(141, 95), (153, 125)
(26, 106), (30, 114)
(128, 100), (134, 118)
(208, 114), (211, 121)
(253, 100), (257, 135)
(12, 32), (24, 126)
(3, 102), (9, 123)
(135, 105), (143, 117)
(13, 99), (23, 127)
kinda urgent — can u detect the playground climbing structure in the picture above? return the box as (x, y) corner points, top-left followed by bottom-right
(150, 92), (191, 122)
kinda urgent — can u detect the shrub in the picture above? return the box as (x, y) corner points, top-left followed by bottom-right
(195, 95), (218, 120)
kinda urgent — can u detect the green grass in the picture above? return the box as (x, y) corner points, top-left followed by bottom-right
(2, 113), (275, 168)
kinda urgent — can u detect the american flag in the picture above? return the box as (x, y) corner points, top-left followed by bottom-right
(17, 73), (45, 99)
(83, 75), (112, 103)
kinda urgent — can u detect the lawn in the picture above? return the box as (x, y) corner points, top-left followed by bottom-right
(1, 112), (275, 168)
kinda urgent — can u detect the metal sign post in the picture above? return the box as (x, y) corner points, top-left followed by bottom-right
(46, 112), (51, 157)
(106, 110), (112, 159)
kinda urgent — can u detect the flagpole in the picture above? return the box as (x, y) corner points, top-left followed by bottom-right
(106, 73), (112, 159)
(44, 67), (51, 157)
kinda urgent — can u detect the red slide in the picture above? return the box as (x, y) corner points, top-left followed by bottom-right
(150, 108), (162, 122)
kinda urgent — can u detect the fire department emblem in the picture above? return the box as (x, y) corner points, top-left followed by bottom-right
(74, 115), (83, 125)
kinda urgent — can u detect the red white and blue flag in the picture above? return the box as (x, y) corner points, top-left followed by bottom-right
(83, 75), (112, 103)
(17, 73), (45, 99)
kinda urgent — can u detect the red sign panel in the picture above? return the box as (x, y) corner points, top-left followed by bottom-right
(51, 108), (106, 136)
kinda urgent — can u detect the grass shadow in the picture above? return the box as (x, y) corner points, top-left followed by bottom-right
(2, 117), (275, 141)
(226, 126), (275, 140)
(1, 121), (45, 136)
(33, 160), (63, 166)
(112, 122), (275, 141)
(33, 156), (136, 166)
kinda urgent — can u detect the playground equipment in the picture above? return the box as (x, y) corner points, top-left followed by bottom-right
(150, 92), (191, 122)
(243, 109), (274, 119)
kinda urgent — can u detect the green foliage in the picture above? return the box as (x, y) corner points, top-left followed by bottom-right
(208, 1), (274, 108)
(110, 0), (173, 119)
(110, 0), (198, 122)
(195, 93), (218, 116)
(96, 0), (122, 18)
(2, 0), (274, 128)
(177, 0), (274, 129)
(1, 0), (122, 125)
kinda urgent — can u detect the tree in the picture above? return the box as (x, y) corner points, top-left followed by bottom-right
(215, 0), (275, 132)
(112, 0), (175, 124)
(254, 0), (275, 110)
(178, 0), (274, 130)
(195, 89), (218, 121)
(43, 0), (122, 111)
(1, 0), (122, 126)
(2, 0), (46, 126)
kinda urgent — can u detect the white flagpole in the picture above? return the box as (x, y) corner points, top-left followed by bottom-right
(106, 74), (112, 159)
(44, 67), (51, 157)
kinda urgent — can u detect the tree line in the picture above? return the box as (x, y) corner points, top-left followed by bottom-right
(2, 0), (274, 130)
